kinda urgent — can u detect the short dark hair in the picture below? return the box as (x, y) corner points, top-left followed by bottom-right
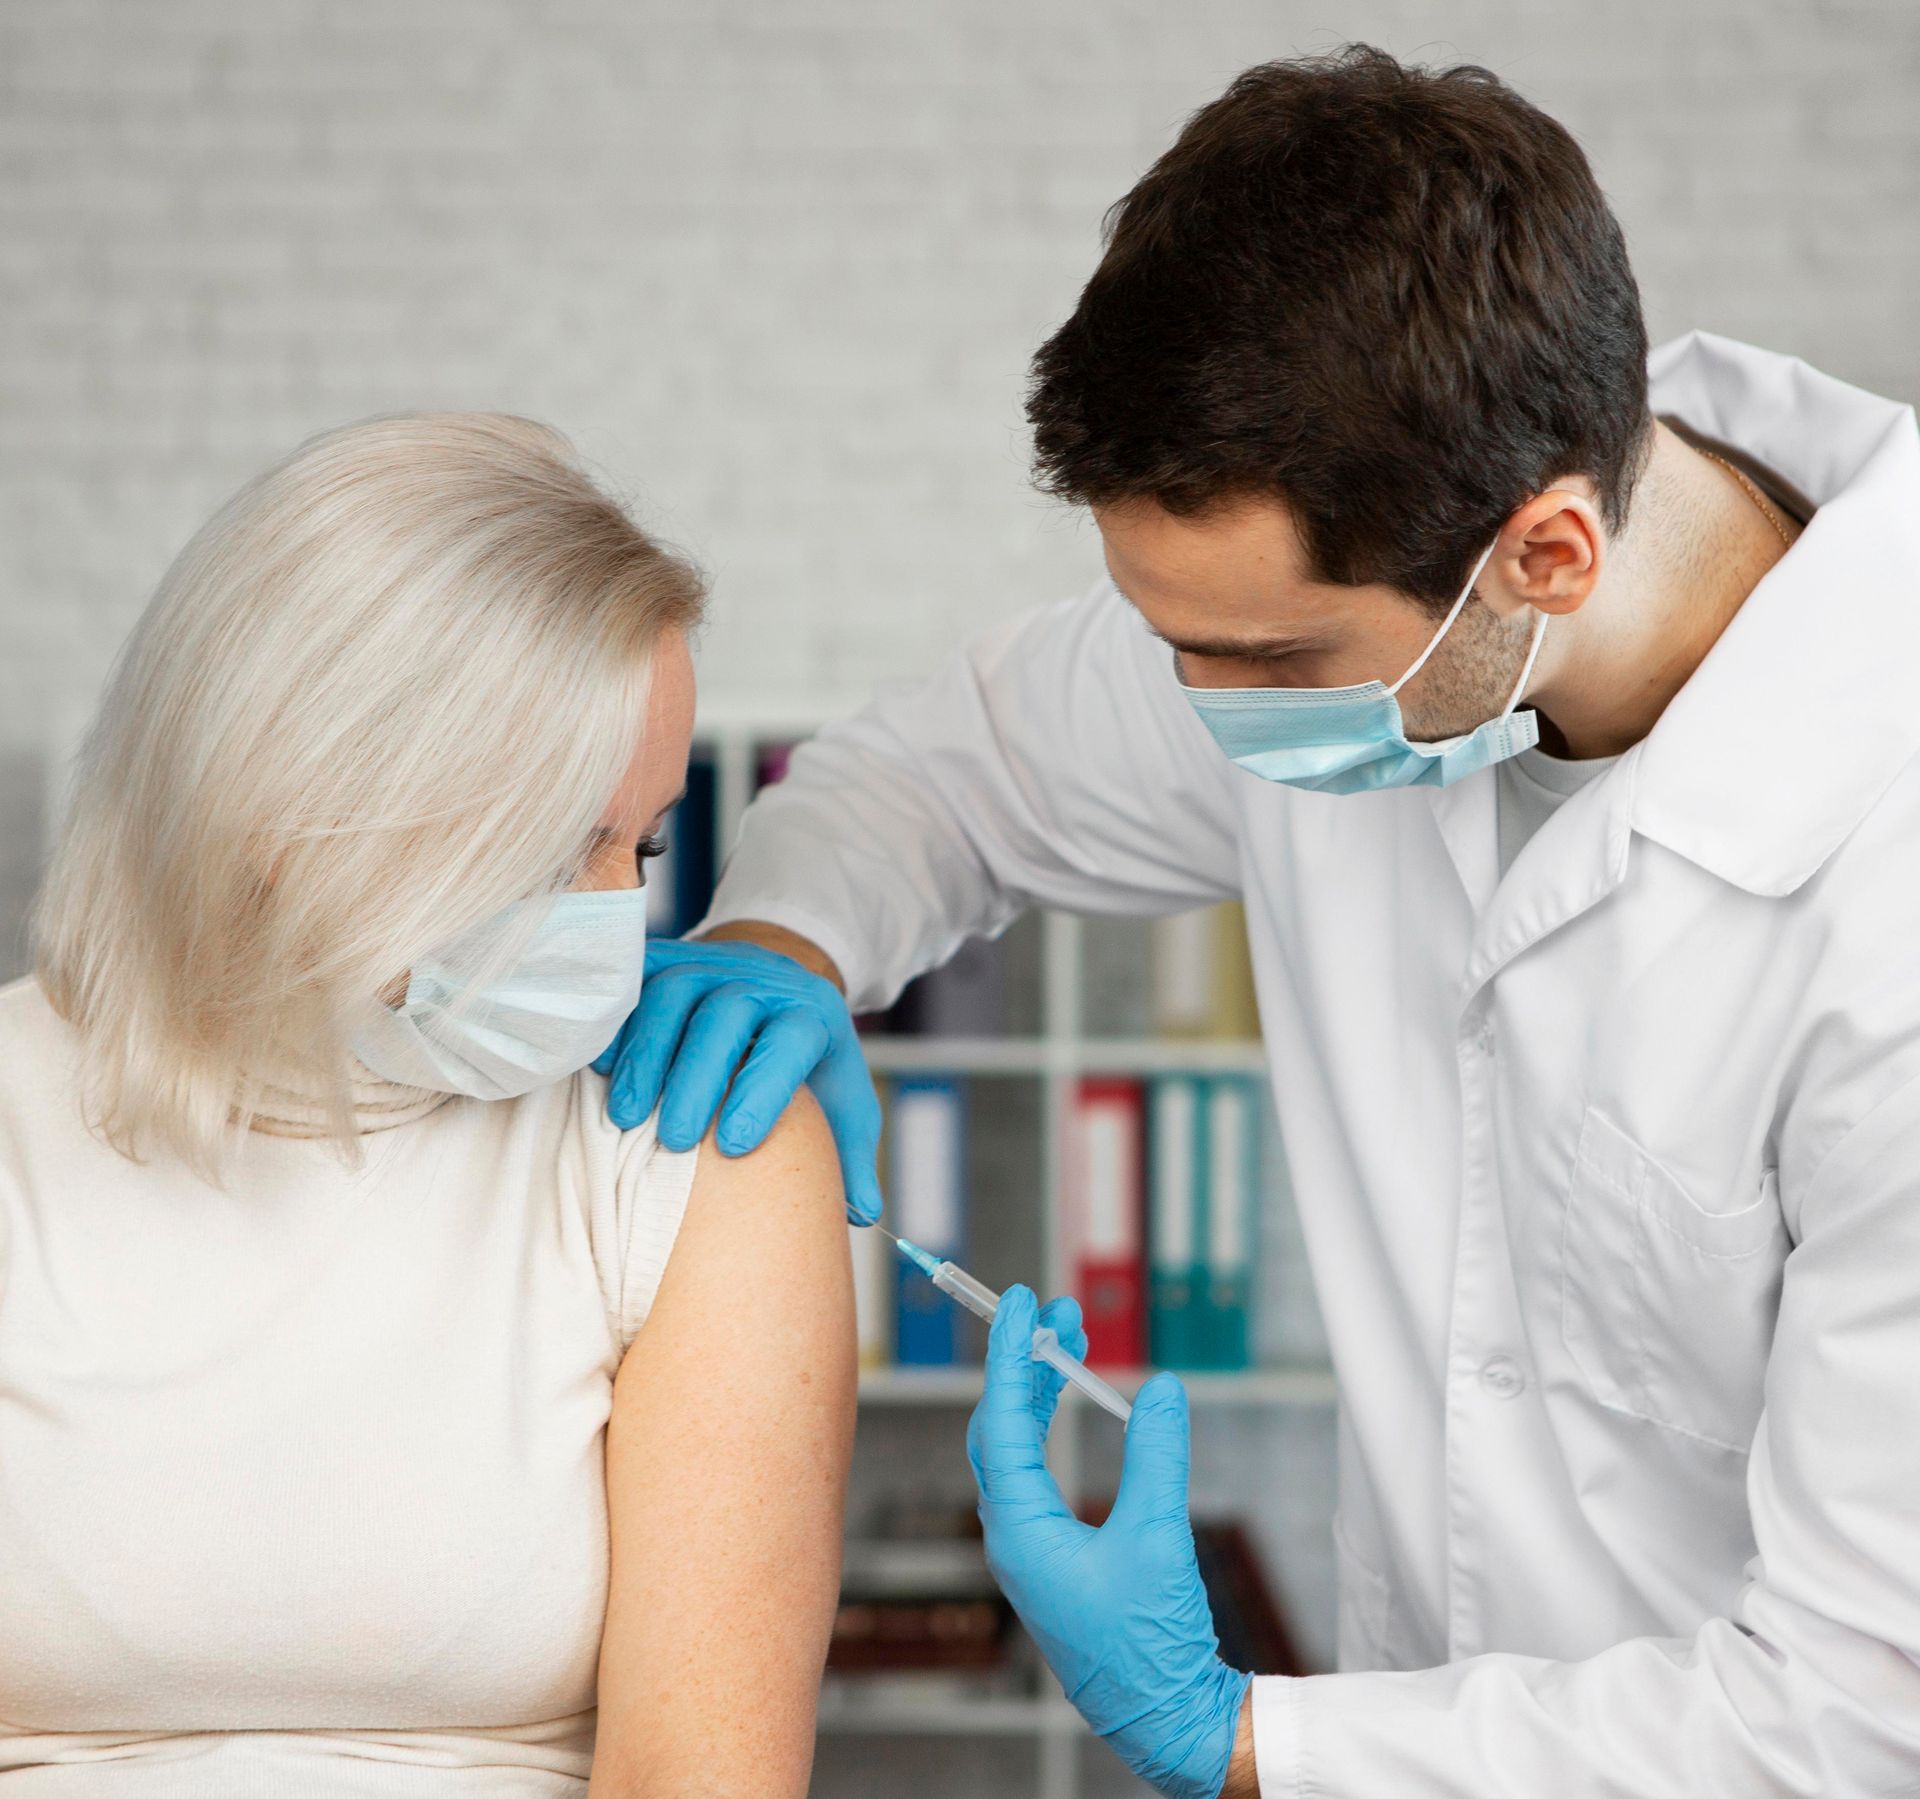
(1027, 45), (1653, 611)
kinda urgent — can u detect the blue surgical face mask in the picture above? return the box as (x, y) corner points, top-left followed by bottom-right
(351, 886), (649, 1101)
(1178, 538), (1549, 794)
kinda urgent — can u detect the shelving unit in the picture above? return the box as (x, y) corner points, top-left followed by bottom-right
(858, 1363), (1339, 1408)
(694, 700), (1337, 1799)
(817, 1693), (1077, 1737)
(862, 1036), (1273, 1075)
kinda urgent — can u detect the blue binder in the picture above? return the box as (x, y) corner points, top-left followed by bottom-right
(888, 1076), (967, 1366)
(647, 747), (718, 940)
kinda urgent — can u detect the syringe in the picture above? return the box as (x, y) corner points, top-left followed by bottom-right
(878, 1227), (1134, 1424)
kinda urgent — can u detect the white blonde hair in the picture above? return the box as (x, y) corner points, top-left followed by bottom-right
(34, 412), (705, 1177)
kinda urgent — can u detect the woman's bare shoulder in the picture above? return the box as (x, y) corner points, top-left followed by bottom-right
(594, 1088), (854, 1796)
(684, 1086), (842, 1232)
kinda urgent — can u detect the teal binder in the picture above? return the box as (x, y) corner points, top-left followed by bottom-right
(1197, 1075), (1258, 1370)
(1147, 1076), (1206, 1369)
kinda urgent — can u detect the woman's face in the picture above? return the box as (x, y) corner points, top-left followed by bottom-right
(372, 631), (697, 1014)
(574, 629), (697, 893)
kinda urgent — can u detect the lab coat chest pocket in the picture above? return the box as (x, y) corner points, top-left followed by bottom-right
(1560, 1106), (1788, 1453)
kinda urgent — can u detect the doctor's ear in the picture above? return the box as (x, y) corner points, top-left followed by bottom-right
(1485, 487), (1606, 618)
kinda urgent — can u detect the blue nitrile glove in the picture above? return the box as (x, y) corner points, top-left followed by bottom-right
(592, 937), (883, 1225)
(967, 1285), (1251, 1799)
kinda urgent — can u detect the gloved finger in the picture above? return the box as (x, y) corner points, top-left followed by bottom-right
(1108, 1370), (1193, 1533)
(1038, 1293), (1087, 1364)
(715, 1004), (830, 1157)
(646, 935), (766, 970)
(967, 1290), (1059, 1505)
(1030, 1294), (1082, 1434)
(836, 1125), (884, 1228)
(810, 1047), (885, 1227)
(655, 983), (768, 1150)
(966, 1285), (1072, 1520)
(605, 963), (713, 1129)
(966, 1283), (1037, 1482)
(661, 936), (804, 989)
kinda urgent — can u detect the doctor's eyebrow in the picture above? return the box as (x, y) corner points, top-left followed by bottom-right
(1141, 620), (1328, 661)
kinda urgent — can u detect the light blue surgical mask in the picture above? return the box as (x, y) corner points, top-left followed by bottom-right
(351, 886), (649, 1101)
(1178, 538), (1549, 794)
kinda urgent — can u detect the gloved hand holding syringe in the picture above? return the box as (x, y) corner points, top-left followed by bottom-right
(877, 1225), (1134, 1423)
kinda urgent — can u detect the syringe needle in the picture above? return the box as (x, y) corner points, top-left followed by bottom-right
(888, 1235), (1134, 1424)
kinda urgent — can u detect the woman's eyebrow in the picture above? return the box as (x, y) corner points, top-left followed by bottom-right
(589, 785), (690, 846)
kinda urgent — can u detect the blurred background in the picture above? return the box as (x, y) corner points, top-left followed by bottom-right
(2, 2), (1915, 1795)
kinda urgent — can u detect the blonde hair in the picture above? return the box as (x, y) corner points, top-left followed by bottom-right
(34, 412), (705, 1177)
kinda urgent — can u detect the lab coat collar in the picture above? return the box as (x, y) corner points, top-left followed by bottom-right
(1441, 744), (1639, 1000)
(1626, 332), (1920, 897)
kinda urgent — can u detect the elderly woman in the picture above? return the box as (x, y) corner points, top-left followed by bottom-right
(0, 415), (855, 1796)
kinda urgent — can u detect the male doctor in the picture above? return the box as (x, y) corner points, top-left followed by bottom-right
(596, 45), (1920, 1799)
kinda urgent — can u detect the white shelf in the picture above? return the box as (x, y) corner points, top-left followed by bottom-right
(860, 1363), (1336, 1407)
(859, 1034), (1268, 1075)
(817, 1693), (1081, 1737)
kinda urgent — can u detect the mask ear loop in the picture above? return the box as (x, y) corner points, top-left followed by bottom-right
(1387, 536), (1503, 698)
(1498, 607), (1550, 720)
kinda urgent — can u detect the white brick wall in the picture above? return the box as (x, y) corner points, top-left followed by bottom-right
(0, 11), (1913, 1777)
(2, 0), (1916, 947)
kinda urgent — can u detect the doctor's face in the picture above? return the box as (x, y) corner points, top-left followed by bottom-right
(1095, 494), (1538, 743)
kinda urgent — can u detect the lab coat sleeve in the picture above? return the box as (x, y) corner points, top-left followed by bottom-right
(1251, 1071), (1920, 1798)
(698, 580), (1244, 1012)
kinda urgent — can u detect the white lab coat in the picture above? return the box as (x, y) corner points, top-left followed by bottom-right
(702, 332), (1920, 1796)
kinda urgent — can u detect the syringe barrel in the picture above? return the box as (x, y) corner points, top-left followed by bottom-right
(931, 1260), (1003, 1324)
(925, 1260), (1135, 1424)
(1032, 1326), (1135, 1424)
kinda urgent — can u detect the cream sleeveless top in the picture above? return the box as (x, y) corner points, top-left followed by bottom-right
(0, 976), (698, 1795)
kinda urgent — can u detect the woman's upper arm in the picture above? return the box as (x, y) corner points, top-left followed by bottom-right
(592, 1088), (855, 1799)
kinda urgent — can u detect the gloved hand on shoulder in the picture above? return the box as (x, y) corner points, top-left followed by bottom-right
(594, 935), (883, 1225)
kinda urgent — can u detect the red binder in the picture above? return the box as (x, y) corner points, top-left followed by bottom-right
(1067, 1078), (1146, 1367)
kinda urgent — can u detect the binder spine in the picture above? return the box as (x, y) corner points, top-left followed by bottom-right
(1069, 1078), (1145, 1368)
(1201, 1075), (1258, 1370)
(1148, 1075), (1203, 1370)
(651, 748), (717, 940)
(889, 1077), (966, 1366)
